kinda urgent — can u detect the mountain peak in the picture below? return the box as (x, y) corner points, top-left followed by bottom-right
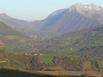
(70, 3), (102, 12)
(72, 3), (99, 8)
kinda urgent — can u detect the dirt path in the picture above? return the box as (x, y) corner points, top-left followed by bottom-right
(37, 71), (102, 77)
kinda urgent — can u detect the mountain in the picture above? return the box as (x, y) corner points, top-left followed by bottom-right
(36, 3), (103, 34)
(0, 3), (103, 38)
(0, 13), (37, 36)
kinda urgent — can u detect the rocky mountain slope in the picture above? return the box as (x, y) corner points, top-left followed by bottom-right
(37, 3), (103, 34)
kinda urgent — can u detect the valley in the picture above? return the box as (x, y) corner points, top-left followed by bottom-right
(0, 3), (103, 77)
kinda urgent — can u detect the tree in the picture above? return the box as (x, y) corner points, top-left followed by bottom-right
(52, 56), (60, 65)
(94, 61), (100, 71)
(29, 50), (41, 70)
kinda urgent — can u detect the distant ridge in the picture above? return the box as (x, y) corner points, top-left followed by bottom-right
(0, 3), (103, 36)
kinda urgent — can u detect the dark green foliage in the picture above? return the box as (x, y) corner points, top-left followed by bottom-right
(41, 25), (103, 57)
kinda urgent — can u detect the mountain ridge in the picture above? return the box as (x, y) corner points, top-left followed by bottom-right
(35, 3), (103, 34)
(0, 3), (103, 37)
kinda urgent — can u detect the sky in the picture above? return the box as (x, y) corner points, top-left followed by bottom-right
(0, 0), (103, 21)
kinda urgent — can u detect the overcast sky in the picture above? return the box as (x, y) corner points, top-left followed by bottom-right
(0, 0), (103, 21)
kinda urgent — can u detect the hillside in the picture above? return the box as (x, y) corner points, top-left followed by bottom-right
(41, 25), (103, 57)
(0, 13), (37, 36)
(0, 21), (35, 53)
